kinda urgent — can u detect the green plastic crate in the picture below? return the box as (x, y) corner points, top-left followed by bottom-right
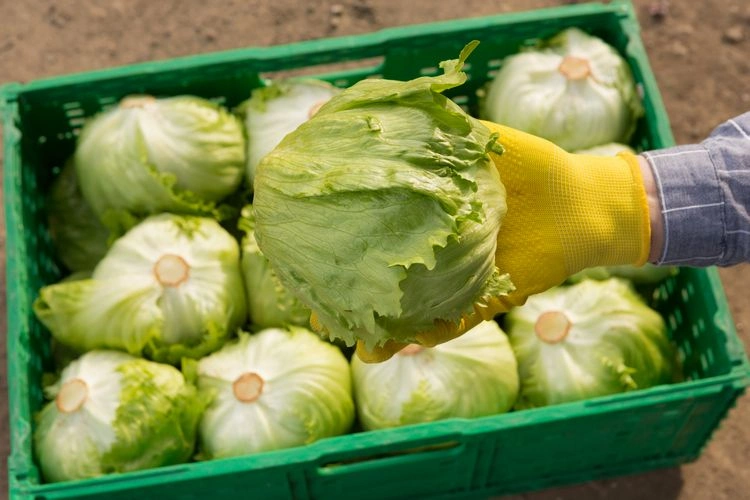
(2, 1), (749, 499)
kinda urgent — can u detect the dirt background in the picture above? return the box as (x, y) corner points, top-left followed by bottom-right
(0, 0), (748, 499)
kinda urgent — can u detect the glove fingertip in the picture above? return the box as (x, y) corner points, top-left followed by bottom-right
(355, 339), (407, 364)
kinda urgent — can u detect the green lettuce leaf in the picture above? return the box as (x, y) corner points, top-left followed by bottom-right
(101, 359), (205, 473)
(47, 160), (110, 272)
(253, 42), (512, 349)
(239, 205), (312, 330)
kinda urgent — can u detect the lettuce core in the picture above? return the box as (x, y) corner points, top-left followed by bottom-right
(534, 311), (572, 344)
(233, 372), (265, 403)
(56, 378), (89, 413)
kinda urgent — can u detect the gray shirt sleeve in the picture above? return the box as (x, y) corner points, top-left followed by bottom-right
(642, 112), (750, 266)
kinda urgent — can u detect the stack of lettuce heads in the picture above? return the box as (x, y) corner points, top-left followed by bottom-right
(31, 32), (686, 486)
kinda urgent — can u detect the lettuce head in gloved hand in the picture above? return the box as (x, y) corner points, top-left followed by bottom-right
(253, 42), (513, 356)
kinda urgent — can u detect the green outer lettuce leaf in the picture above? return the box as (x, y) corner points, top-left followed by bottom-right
(74, 95), (245, 227)
(254, 42), (512, 349)
(239, 205), (312, 329)
(33, 214), (247, 365)
(101, 359), (205, 473)
(47, 160), (111, 272)
(351, 320), (519, 430)
(196, 328), (354, 459)
(504, 279), (680, 409)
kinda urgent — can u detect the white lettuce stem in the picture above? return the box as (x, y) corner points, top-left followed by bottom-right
(153, 254), (190, 287)
(56, 378), (89, 413)
(534, 311), (572, 344)
(558, 56), (591, 80)
(233, 372), (265, 403)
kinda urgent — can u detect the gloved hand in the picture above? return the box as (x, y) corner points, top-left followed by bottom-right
(480, 120), (652, 308)
(355, 121), (652, 362)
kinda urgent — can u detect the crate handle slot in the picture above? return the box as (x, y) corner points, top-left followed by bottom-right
(259, 56), (385, 87)
(315, 439), (462, 475)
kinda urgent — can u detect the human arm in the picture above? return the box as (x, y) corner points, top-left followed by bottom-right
(641, 111), (750, 266)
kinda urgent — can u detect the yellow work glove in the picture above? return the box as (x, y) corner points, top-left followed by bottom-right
(482, 121), (651, 308)
(355, 121), (651, 362)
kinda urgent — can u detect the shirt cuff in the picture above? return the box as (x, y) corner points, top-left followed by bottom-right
(642, 146), (724, 266)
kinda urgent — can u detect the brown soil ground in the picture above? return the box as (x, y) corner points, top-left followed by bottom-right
(0, 1), (748, 499)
